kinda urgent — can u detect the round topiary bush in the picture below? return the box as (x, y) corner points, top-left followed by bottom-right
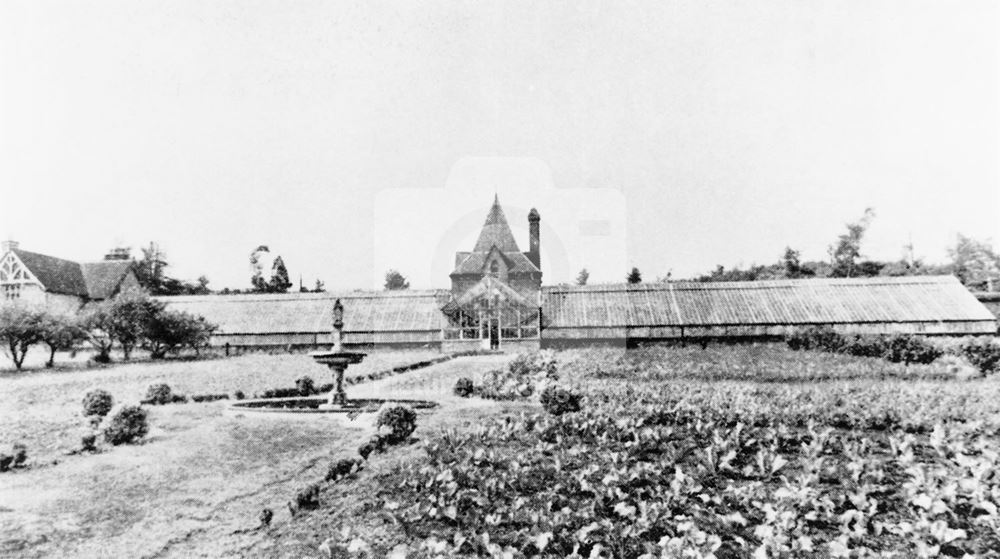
(376, 404), (417, 443)
(539, 385), (583, 416)
(144, 383), (173, 405)
(453, 377), (474, 397)
(102, 405), (149, 445)
(295, 376), (316, 396)
(82, 389), (114, 417)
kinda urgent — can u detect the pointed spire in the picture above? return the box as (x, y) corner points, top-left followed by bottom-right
(473, 196), (520, 252)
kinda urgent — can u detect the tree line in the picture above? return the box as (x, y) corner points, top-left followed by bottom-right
(588, 209), (999, 290)
(0, 293), (216, 370)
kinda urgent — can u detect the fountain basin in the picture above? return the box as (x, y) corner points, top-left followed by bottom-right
(309, 351), (367, 366)
(228, 397), (438, 415)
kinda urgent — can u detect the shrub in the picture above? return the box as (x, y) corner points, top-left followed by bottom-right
(882, 334), (943, 365)
(358, 434), (391, 459)
(326, 457), (364, 481)
(476, 368), (535, 400)
(453, 377), (474, 397)
(234, 390), (246, 400)
(786, 326), (845, 352)
(259, 508), (273, 527)
(295, 376), (316, 396)
(0, 454), (12, 472)
(102, 405), (149, 445)
(934, 354), (981, 380)
(376, 404), (417, 443)
(82, 389), (114, 417)
(294, 483), (321, 511)
(539, 385), (583, 416)
(81, 433), (98, 452)
(508, 350), (559, 380)
(191, 394), (228, 403)
(144, 383), (173, 405)
(959, 339), (1000, 376)
(11, 443), (27, 467)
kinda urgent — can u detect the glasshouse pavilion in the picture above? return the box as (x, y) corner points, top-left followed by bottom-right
(160, 198), (997, 351)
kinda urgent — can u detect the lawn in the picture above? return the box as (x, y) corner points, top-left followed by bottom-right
(0, 349), (503, 558)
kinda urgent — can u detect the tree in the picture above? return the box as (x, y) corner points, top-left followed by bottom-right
(313, 279), (326, 293)
(384, 269), (410, 290)
(0, 305), (44, 370)
(781, 247), (814, 279)
(81, 293), (166, 362)
(270, 256), (292, 293)
(135, 242), (211, 295)
(37, 312), (86, 368)
(80, 303), (116, 363)
(145, 310), (217, 359)
(627, 267), (642, 284)
(829, 208), (875, 278)
(948, 234), (1000, 291)
(250, 246), (292, 293)
(190, 276), (211, 295)
(135, 242), (169, 294)
(249, 245), (270, 292)
(108, 293), (166, 361)
(576, 268), (590, 286)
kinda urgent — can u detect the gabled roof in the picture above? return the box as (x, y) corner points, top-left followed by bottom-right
(81, 261), (134, 300)
(11, 249), (88, 296)
(444, 276), (534, 311)
(451, 249), (540, 275)
(159, 290), (450, 334)
(541, 275), (997, 328)
(472, 196), (521, 253)
(5, 249), (134, 299)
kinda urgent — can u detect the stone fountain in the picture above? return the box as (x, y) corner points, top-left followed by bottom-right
(228, 298), (437, 417)
(311, 299), (365, 408)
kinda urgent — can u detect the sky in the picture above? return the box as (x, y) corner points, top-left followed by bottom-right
(1, 1), (997, 290)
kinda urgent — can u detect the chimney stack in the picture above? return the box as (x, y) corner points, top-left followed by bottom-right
(2, 240), (18, 253)
(528, 208), (540, 270)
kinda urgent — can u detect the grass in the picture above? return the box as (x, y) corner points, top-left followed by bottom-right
(0, 349), (439, 460)
(0, 350), (511, 558)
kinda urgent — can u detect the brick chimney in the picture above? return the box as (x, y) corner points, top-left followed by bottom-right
(528, 208), (540, 270)
(2, 240), (18, 253)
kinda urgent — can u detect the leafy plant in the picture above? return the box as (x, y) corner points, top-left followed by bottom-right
(326, 457), (364, 482)
(293, 483), (321, 512)
(539, 385), (582, 416)
(295, 376), (316, 396)
(376, 404), (417, 443)
(958, 339), (1000, 376)
(144, 383), (174, 405)
(102, 405), (149, 445)
(453, 377), (474, 397)
(82, 389), (114, 417)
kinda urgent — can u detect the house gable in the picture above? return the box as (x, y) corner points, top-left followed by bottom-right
(0, 251), (42, 287)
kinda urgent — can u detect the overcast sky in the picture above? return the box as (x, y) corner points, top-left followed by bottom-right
(1, 1), (997, 290)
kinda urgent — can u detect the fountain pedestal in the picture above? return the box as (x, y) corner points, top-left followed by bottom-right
(311, 351), (366, 407)
(310, 298), (366, 408)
